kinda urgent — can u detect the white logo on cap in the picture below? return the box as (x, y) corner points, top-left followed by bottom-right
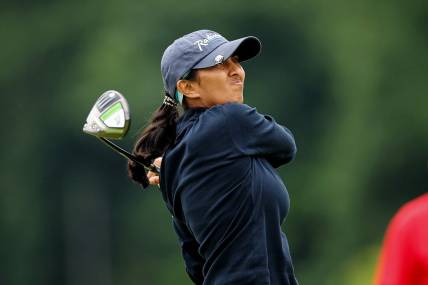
(194, 33), (222, 51)
(214, 55), (224, 64)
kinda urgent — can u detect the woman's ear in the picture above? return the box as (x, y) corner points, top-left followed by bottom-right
(177, 80), (200, 99)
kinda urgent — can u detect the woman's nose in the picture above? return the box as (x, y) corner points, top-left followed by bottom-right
(227, 58), (244, 77)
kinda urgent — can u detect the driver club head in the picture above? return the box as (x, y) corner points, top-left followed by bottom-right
(82, 90), (160, 186)
(83, 90), (130, 139)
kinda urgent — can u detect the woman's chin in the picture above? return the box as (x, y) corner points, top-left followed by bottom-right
(224, 94), (243, 104)
(234, 93), (244, 103)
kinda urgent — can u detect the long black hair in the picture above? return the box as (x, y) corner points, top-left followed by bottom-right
(127, 93), (179, 187)
(127, 70), (197, 187)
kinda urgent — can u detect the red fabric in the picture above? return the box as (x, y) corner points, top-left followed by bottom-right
(375, 193), (428, 285)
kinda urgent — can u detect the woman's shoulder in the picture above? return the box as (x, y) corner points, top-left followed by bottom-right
(209, 102), (254, 112)
(204, 103), (256, 121)
(194, 104), (259, 134)
(182, 103), (258, 138)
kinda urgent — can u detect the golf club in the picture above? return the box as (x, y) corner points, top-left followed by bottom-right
(82, 90), (159, 173)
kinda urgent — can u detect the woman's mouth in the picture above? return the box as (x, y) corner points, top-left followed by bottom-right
(230, 78), (243, 86)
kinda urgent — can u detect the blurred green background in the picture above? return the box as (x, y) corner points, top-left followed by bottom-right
(1, 0), (427, 284)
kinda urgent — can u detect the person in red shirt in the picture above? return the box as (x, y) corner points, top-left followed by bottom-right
(375, 193), (428, 285)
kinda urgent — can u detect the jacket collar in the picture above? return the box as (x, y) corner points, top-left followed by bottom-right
(175, 107), (207, 141)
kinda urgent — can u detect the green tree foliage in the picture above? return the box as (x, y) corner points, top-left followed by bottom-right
(0, 0), (426, 284)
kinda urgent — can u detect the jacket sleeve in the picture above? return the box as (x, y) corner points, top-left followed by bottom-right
(222, 103), (297, 168)
(173, 217), (204, 284)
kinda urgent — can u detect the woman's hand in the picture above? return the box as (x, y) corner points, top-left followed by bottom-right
(147, 157), (162, 185)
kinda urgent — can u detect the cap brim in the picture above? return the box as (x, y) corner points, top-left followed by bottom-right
(193, 36), (261, 69)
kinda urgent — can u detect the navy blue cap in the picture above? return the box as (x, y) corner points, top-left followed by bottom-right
(161, 30), (262, 102)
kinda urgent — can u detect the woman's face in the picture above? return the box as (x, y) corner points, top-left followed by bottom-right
(186, 56), (246, 107)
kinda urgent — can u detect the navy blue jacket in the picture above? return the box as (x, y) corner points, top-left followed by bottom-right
(160, 103), (298, 285)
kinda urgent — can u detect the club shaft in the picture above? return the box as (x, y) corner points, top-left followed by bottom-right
(98, 138), (159, 173)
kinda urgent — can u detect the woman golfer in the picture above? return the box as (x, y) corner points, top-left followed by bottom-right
(128, 29), (299, 285)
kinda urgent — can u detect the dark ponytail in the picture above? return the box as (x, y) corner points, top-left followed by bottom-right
(127, 93), (179, 187)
